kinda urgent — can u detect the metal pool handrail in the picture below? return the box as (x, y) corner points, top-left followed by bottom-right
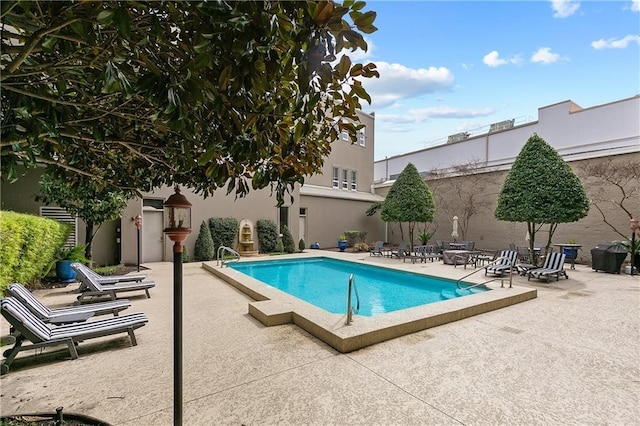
(217, 246), (240, 267)
(455, 255), (514, 290)
(346, 274), (360, 325)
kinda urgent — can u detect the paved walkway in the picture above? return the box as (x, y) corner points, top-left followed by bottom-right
(1, 252), (638, 425)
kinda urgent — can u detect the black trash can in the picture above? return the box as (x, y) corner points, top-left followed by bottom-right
(591, 244), (628, 274)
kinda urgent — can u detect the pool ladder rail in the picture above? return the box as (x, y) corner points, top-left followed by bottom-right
(455, 255), (515, 292)
(216, 246), (240, 267)
(346, 274), (360, 325)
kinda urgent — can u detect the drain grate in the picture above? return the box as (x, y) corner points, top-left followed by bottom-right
(500, 326), (524, 334)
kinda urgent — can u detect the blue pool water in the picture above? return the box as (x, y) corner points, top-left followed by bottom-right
(229, 257), (488, 316)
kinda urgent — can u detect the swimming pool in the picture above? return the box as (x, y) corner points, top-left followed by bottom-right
(203, 253), (537, 353)
(229, 257), (487, 316)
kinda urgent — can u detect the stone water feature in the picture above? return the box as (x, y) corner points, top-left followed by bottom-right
(238, 219), (258, 256)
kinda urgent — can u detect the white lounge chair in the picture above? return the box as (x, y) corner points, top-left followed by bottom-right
(7, 283), (131, 323)
(527, 252), (568, 282)
(1, 297), (148, 374)
(72, 263), (155, 302)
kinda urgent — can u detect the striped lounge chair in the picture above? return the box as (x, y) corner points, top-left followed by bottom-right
(484, 250), (518, 277)
(73, 263), (147, 293)
(0, 297), (148, 374)
(72, 263), (155, 302)
(7, 283), (131, 323)
(527, 252), (568, 282)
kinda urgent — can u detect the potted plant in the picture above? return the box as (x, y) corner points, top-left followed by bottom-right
(47, 245), (90, 283)
(564, 238), (579, 260)
(619, 239), (640, 272)
(418, 231), (434, 245)
(338, 234), (347, 252)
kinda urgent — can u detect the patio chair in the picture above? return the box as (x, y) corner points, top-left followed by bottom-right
(527, 252), (568, 282)
(369, 241), (384, 256)
(7, 283), (131, 323)
(0, 297), (148, 374)
(422, 244), (442, 262)
(484, 250), (518, 277)
(391, 242), (409, 259)
(72, 263), (155, 302)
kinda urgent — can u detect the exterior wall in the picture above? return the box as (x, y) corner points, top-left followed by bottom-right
(375, 153), (640, 264)
(300, 195), (386, 248)
(121, 185), (298, 265)
(374, 95), (640, 181)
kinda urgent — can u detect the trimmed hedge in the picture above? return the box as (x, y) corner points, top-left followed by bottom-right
(282, 225), (295, 253)
(256, 219), (278, 253)
(0, 211), (69, 292)
(208, 217), (238, 253)
(344, 230), (368, 247)
(194, 221), (214, 261)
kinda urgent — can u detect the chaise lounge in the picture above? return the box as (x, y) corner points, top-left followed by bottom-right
(484, 250), (518, 277)
(72, 263), (155, 302)
(0, 297), (148, 374)
(7, 283), (131, 323)
(527, 252), (568, 282)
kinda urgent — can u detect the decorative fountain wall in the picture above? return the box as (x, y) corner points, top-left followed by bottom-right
(238, 219), (258, 256)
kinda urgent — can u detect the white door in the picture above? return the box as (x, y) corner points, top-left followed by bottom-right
(143, 208), (164, 262)
(298, 215), (307, 246)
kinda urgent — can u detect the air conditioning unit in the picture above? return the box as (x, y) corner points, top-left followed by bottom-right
(447, 132), (470, 143)
(489, 119), (515, 132)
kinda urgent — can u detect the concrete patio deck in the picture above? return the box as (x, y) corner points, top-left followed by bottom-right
(1, 251), (638, 425)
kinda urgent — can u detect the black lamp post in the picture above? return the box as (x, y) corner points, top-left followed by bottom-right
(630, 217), (638, 276)
(163, 186), (192, 426)
(133, 214), (142, 272)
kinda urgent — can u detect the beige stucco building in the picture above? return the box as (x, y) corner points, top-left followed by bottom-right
(373, 95), (640, 263)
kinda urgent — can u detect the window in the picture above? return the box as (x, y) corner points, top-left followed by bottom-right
(342, 169), (348, 189)
(358, 130), (366, 146)
(299, 207), (307, 216)
(351, 170), (358, 191)
(341, 130), (349, 141)
(332, 166), (339, 188)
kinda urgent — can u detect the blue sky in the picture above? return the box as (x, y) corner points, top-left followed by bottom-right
(351, 0), (640, 160)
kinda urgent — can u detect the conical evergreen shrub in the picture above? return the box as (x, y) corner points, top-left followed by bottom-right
(194, 221), (215, 261)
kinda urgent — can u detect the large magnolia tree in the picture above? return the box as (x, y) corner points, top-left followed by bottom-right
(1, 0), (379, 203)
(495, 133), (589, 265)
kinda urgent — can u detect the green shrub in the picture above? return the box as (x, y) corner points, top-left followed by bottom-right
(208, 217), (238, 253)
(275, 238), (284, 253)
(194, 221), (215, 261)
(182, 245), (190, 263)
(0, 211), (69, 292)
(257, 219), (278, 253)
(298, 238), (305, 252)
(344, 230), (368, 247)
(282, 226), (295, 253)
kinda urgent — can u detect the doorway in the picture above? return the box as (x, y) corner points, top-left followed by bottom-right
(299, 207), (307, 246)
(142, 207), (164, 262)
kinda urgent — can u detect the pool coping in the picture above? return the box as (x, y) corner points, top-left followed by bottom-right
(202, 252), (537, 353)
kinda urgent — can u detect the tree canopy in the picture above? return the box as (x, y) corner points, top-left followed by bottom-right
(379, 163), (435, 248)
(495, 133), (589, 262)
(1, 0), (379, 204)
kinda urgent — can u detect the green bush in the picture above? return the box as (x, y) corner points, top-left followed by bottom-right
(182, 245), (190, 263)
(344, 230), (368, 247)
(275, 238), (284, 253)
(0, 211), (69, 292)
(257, 219), (278, 253)
(208, 217), (238, 253)
(298, 238), (305, 252)
(194, 221), (215, 261)
(282, 226), (295, 253)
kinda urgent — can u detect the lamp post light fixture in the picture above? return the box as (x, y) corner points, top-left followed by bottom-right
(133, 214), (142, 272)
(630, 217), (638, 276)
(163, 186), (192, 426)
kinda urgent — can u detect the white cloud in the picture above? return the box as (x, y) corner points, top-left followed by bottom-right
(632, 0), (640, 13)
(483, 51), (521, 68)
(591, 34), (640, 49)
(376, 106), (496, 124)
(550, 0), (580, 18)
(362, 62), (455, 108)
(531, 47), (562, 64)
